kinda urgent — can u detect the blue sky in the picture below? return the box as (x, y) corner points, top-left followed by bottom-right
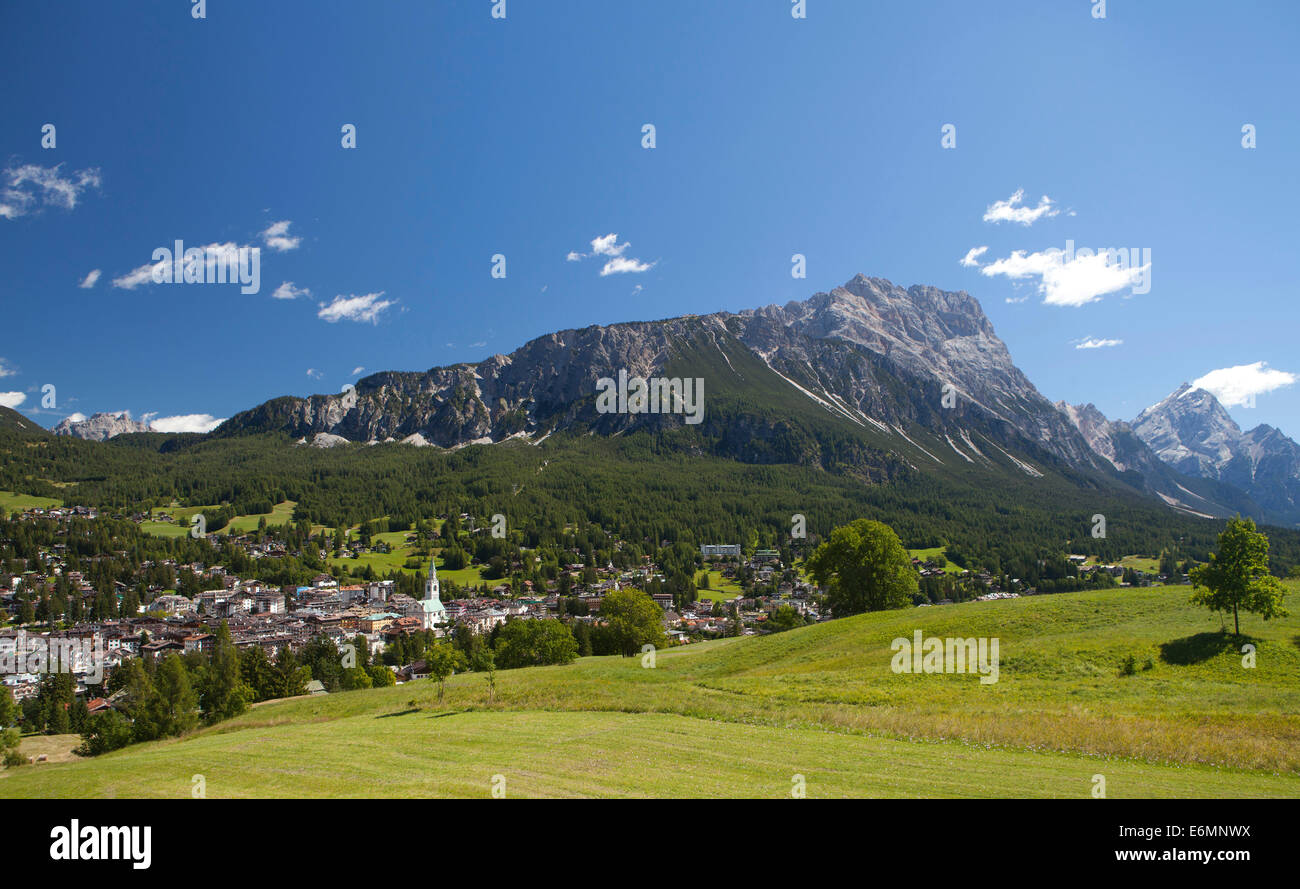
(2, 0), (1297, 437)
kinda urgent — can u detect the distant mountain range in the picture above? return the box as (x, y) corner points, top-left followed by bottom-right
(49, 273), (1300, 528)
(1056, 382), (1300, 526)
(1056, 389), (1300, 526)
(1131, 384), (1300, 524)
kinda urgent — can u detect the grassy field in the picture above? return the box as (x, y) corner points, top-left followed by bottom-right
(908, 545), (963, 572)
(1078, 554), (1162, 573)
(1, 710), (1287, 799)
(327, 536), (491, 587)
(11, 734), (81, 767)
(330, 546), (419, 577)
(0, 490), (62, 512)
(436, 562), (489, 588)
(141, 501), (298, 538)
(141, 503), (218, 538)
(4, 583), (1298, 798)
(698, 570), (744, 601)
(221, 500), (297, 534)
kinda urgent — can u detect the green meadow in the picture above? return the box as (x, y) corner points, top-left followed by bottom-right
(0, 490), (62, 512)
(698, 569), (744, 601)
(220, 500), (297, 534)
(908, 545), (963, 572)
(3, 583), (1298, 798)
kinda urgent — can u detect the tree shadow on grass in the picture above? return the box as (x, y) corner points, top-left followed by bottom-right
(376, 708), (421, 719)
(1159, 631), (1254, 665)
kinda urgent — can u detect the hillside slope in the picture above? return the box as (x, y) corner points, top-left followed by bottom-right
(5, 585), (1298, 799)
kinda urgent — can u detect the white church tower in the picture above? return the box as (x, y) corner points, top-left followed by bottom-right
(420, 555), (448, 631)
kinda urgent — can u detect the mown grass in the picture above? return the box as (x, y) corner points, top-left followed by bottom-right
(2, 710), (1288, 799)
(3, 584), (1298, 798)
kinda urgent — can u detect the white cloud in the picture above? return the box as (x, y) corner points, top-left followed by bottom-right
(983, 189), (1059, 226)
(1075, 337), (1123, 350)
(0, 392), (25, 409)
(568, 232), (655, 275)
(64, 411), (87, 423)
(590, 233), (628, 257)
(261, 220), (300, 252)
(317, 292), (395, 324)
(600, 256), (654, 276)
(351, 366), (365, 376)
(306, 368), (324, 380)
(1192, 361), (1298, 408)
(112, 241), (251, 290)
(79, 269), (101, 289)
(148, 414), (225, 434)
(273, 281), (310, 300)
(469, 341), (486, 348)
(959, 246), (988, 268)
(980, 247), (1148, 307)
(0, 359), (16, 379)
(0, 163), (101, 219)
(112, 260), (161, 290)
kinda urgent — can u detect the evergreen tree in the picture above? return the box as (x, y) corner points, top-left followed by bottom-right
(201, 621), (249, 723)
(152, 654), (198, 736)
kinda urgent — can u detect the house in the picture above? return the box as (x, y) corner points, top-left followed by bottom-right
(360, 612), (401, 634)
(255, 591), (286, 614)
(397, 660), (430, 681)
(182, 633), (215, 654)
(700, 544), (741, 558)
(149, 594), (195, 616)
(220, 591), (256, 617)
(380, 617), (423, 642)
(141, 639), (184, 661)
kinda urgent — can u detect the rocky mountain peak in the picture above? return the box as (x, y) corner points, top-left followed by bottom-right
(1132, 385), (1242, 478)
(1130, 383), (1300, 526)
(1055, 402), (1122, 468)
(53, 411), (150, 441)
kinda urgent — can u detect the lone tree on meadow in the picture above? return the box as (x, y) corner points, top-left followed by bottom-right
(425, 640), (467, 704)
(806, 519), (917, 616)
(1189, 517), (1288, 636)
(600, 588), (667, 657)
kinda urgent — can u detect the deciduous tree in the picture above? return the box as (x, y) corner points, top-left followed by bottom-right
(1190, 517), (1288, 636)
(806, 519), (917, 616)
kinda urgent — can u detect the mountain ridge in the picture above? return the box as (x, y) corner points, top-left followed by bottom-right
(45, 273), (1297, 526)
